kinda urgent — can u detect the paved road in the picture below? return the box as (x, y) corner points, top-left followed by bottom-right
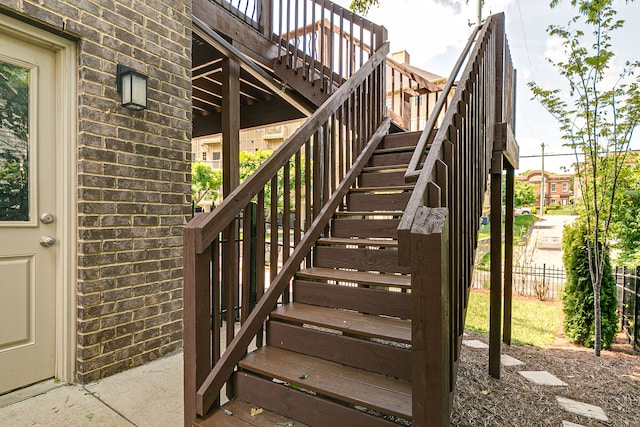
(522, 215), (578, 268)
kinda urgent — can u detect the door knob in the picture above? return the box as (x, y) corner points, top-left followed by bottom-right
(40, 236), (56, 247)
(40, 213), (54, 224)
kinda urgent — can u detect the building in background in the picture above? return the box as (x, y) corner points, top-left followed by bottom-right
(516, 170), (573, 207)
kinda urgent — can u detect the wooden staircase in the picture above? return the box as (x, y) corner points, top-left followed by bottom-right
(198, 131), (420, 426)
(184, 11), (517, 427)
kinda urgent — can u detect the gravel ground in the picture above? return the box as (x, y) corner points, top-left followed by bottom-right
(450, 329), (639, 426)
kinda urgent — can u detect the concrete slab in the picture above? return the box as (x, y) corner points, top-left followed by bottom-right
(462, 339), (489, 349)
(562, 421), (586, 427)
(501, 354), (525, 367)
(0, 384), (131, 426)
(85, 350), (183, 427)
(556, 396), (609, 422)
(518, 370), (568, 386)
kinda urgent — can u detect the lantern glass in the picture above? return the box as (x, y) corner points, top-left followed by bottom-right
(117, 65), (147, 110)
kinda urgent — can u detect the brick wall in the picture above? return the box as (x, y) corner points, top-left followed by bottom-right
(0, 0), (192, 382)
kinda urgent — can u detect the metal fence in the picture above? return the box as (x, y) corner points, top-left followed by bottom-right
(472, 263), (566, 300)
(614, 265), (640, 352)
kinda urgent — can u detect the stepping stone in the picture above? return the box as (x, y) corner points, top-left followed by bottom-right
(518, 371), (567, 386)
(462, 339), (488, 349)
(556, 396), (608, 422)
(562, 421), (586, 427)
(501, 354), (525, 366)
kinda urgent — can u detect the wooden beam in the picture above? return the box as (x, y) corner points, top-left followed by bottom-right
(489, 157), (502, 379)
(503, 165), (514, 345)
(222, 57), (240, 194)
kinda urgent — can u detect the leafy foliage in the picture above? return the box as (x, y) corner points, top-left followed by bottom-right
(0, 62), (30, 220)
(514, 181), (537, 207)
(528, 0), (639, 355)
(191, 161), (222, 206)
(349, 0), (380, 14)
(611, 156), (640, 266)
(562, 219), (618, 349)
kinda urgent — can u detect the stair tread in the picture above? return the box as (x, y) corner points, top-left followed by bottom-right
(197, 399), (308, 427)
(374, 146), (416, 154)
(317, 237), (398, 247)
(349, 185), (414, 192)
(297, 267), (411, 288)
(363, 165), (408, 172)
(271, 303), (411, 343)
(239, 346), (412, 419)
(334, 210), (404, 216)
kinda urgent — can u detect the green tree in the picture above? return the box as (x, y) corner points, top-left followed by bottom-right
(514, 181), (537, 207)
(191, 161), (222, 207)
(611, 157), (640, 265)
(529, 0), (639, 355)
(350, 0), (380, 14)
(562, 219), (618, 349)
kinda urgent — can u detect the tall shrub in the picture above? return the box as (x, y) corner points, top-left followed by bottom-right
(562, 219), (618, 349)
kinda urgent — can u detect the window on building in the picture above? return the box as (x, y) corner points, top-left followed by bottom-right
(202, 152), (207, 161)
(562, 182), (568, 192)
(211, 152), (221, 160)
(191, 152), (196, 162)
(551, 198), (557, 205)
(551, 183), (557, 192)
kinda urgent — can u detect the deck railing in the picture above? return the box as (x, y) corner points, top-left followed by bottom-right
(183, 40), (390, 426)
(397, 13), (514, 426)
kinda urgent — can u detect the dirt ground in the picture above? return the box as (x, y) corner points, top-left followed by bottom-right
(450, 295), (639, 426)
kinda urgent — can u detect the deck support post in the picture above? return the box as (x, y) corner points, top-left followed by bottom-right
(489, 154), (502, 379)
(503, 165), (514, 345)
(409, 207), (449, 427)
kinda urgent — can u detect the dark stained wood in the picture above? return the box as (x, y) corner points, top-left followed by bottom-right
(296, 266), (411, 288)
(267, 321), (411, 380)
(503, 165), (514, 345)
(359, 170), (407, 187)
(317, 236), (398, 247)
(270, 303), (411, 343)
(334, 210), (404, 217)
(314, 245), (410, 274)
(234, 372), (399, 427)
(347, 191), (411, 212)
(238, 347), (412, 419)
(407, 207), (450, 427)
(368, 150), (414, 167)
(293, 279), (411, 319)
(489, 163), (502, 379)
(196, 399), (307, 427)
(380, 131), (422, 149)
(331, 218), (400, 238)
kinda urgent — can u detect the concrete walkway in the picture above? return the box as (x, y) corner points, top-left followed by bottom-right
(0, 351), (184, 426)
(525, 214), (578, 267)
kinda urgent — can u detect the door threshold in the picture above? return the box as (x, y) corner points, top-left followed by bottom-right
(0, 379), (65, 408)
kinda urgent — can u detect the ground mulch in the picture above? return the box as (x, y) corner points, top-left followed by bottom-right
(450, 316), (639, 425)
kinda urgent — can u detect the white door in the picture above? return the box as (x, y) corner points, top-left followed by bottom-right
(0, 30), (58, 394)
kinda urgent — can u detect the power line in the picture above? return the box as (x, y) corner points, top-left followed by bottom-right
(520, 153), (582, 158)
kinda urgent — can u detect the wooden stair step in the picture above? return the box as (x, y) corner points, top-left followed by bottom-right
(331, 218), (400, 239)
(347, 191), (412, 211)
(362, 165), (407, 172)
(317, 237), (398, 247)
(368, 151), (414, 167)
(238, 346), (412, 420)
(233, 372), (400, 427)
(270, 302), (411, 343)
(314, 245), (409, 274)
(334, 210), (404, 217)
(359, 170), (407, 187)
(380, 131), (422, 149)
(196, 399), (307, 427)
(293, 279), (411, 319)
(296, 267), (411, 288)
(373, 146), (416, 155)
(349, 185), (414, 193)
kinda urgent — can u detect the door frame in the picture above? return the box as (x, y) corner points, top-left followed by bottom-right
(0, 12), (77, 385)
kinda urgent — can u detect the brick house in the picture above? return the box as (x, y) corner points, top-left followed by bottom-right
(0, 1), (192, 392)
(516, 169), (573, 207)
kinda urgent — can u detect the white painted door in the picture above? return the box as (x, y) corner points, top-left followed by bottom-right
(0, 30), (58, 394)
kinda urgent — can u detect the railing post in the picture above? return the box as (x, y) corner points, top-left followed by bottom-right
(409, 207), (449, 427)
(261, 0), (273, 39)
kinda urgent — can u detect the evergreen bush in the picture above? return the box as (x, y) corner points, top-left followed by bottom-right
(562, 219), (618, 349)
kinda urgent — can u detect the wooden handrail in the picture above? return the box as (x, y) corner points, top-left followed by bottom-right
(397, 13), (515, 426)
(403, 24), (482, 181)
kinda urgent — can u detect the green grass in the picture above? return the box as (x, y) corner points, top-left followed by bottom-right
(465, 291), (562, 347)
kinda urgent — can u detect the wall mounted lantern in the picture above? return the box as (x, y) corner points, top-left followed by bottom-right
(117, 64), (148, 110)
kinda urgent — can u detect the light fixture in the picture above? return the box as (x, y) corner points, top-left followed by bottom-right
(117, 64), (148, 110)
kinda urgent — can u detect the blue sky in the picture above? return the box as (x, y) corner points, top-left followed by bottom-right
(332, 0), (640, 173)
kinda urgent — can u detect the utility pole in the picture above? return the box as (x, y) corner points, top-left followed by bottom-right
(540, 142), (545, 216)
(477, 0), (484, 25)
